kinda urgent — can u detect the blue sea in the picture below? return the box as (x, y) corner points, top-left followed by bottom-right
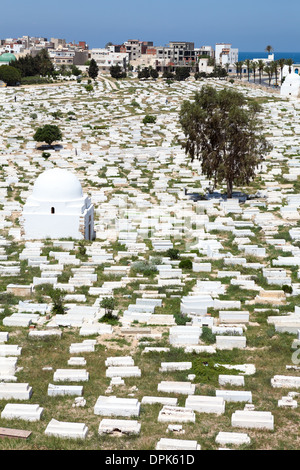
(239, 52), (300, 63)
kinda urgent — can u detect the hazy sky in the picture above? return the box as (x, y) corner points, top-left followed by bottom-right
(1, 0), (300, 51)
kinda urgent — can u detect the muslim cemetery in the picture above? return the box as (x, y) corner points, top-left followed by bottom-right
(0, 74), (300, 451)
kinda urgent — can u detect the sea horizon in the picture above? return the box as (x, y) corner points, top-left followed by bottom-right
(239, 51), (300, 63)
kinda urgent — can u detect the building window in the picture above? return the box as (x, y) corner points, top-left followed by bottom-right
(51, 207), (55, 214)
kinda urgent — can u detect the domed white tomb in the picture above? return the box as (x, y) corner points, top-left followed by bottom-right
(22, 168), (95, 240)
(281, 72), (300, 98)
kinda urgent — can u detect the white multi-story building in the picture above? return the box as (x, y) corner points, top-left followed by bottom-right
(215, 43), (238, 66)
(89, 48), (129, 73)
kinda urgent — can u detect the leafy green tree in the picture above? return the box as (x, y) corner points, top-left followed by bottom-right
(33, 124), (62, 148)
(211, 65), (227, 78)
(179, 85), (271, 198)
(35, 49), (54, 76)
(35, 284), (66, 315)
(12, 49), (54, 77)
(110, 64), (126, 79)
(175, 67), (190, 81)
(149, 67), (159, 79)
(71, 65), (81, 76)
(50, 288), (66, 315)
(100, 297), (116, 317)
(0, 65), (21, 86)
(88, 59), (99, 80)
(163, 68), (175, 79)
(138, 67), (150, 79)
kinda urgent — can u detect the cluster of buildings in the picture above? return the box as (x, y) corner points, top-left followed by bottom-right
(0, 36), (89, 68)
(0, 35), (240, 74)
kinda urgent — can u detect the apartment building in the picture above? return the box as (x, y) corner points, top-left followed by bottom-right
(120, 40), (153, 60)
(215, 43), (238, 66)
(89, 48), (129, 73)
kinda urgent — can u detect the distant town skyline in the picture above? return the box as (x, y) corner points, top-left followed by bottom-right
(1, 0), (300, 52)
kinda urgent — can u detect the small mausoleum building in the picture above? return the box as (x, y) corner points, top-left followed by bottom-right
(281, 72), (300, 98)
(22, 168), (95, 240)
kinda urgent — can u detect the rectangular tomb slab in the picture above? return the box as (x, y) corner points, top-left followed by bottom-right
(218, 375), (245, 386)
(158, 406), (195, 423)
(156, 438), (201, 450)
(157, 381), (195, 395)
(105, 356), (134, 367)
(216, 335), (246, 350)
(1, 404), (43, 422)
(185, 395), (225, 415)
(47, 384), (83, 397)
(105, 366), (141, 378)
(0, 345), (22, 356)
(271, 375), (300, 388)
(215, 431), (251, 446)
(159, 362), (192, 372)
(216, 390), (252, 403)
(53, 369), (89, 382)
(98, 419), (141, 435)
(0, 383), (32, 400)
(45, 419), (88, 439)
(94, 396), (140, 417)
(231, 410), (274, 430)
(141, 396), (178, 406)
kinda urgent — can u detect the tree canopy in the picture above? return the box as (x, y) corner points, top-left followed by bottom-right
(179, 85), (271, 197)
(0, 65), (21, 86)
(33, 124), (63, 147)
(12, 49), (54, 77)
(88, 59), (99, 80)
(110, 64), (126, 79)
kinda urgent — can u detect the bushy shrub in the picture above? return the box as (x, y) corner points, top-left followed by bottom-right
(282, 284), (292, 294)
(201, 326), (216, 344)
(178, 259), (192, 269)
(132, 258), (161, 276)
(21, 76), (52, 85)
(100, 297), (117, 315)
(42, 151), (51, 159)
(143, 114), (156, 124)
(166, 248), (180, 260)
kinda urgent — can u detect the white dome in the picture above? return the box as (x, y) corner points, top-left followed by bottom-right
(31, 168), (83, 201)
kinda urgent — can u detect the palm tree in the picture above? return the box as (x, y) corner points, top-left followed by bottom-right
(277, 58), (286, 84)
(245, 59), (251, 81)
(258, 60), (265, 84)
(265, 45), (274, 55)
(264, 65), (273, 86)
(271, 61), (279, 87)
(251, 61), (257, 83)
(285, 58), (294, 74)
(234, 62), (240, 79)
(238, 61), (244, 79)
